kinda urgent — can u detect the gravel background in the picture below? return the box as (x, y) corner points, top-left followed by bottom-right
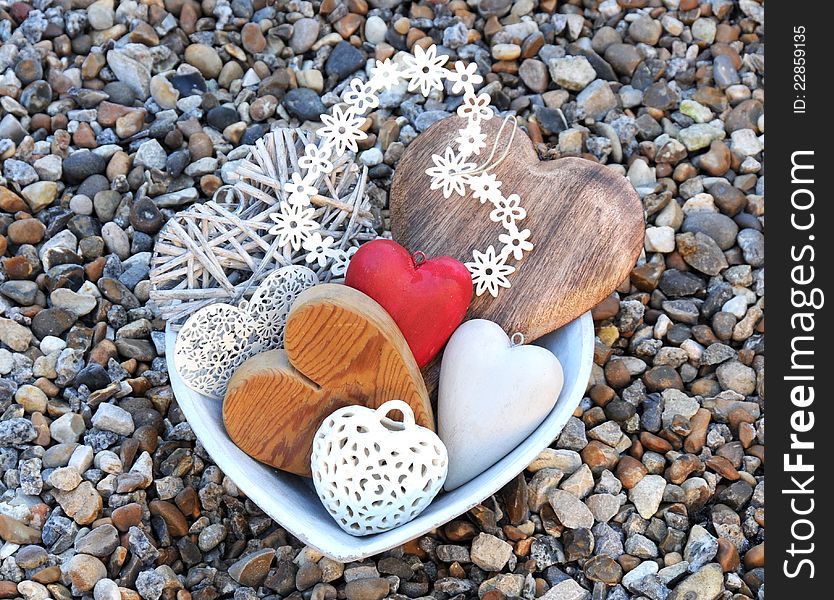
(0, 1), (764, 600)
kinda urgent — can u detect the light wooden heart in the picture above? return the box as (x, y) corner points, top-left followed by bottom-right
(223, 284), (434, 477)
(390, 116), (644, 342)
(438, 319), (564, 490)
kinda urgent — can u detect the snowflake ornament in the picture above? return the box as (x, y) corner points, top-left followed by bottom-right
(298, 144), (333, 177)
(402, 44), (448, 95)
(344, 79), (380, 113)
(489, 193), (526, 226)
(300, 43), (532, 298)
(318, 105), (367, 154)
(369, 58), (401, 90)
(466, 246), (515, 298)
(447, 61), (483, 95)
(303, 232), (337, 268)
(455, 125), (488, 157)
(498, 227), (534, 261)
(269, 202), (319, 251)
(457, 93), (494, 124)
(283, 172), (317, 207)
(426, 147), (475, 199)
(329, 246), (358, 278)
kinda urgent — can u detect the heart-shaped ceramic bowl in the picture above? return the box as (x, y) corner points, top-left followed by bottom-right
(165, 311), (593, 561)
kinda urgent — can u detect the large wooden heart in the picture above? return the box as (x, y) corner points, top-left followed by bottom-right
(223, 284), (433, 477)
(390, 116), (644, 342)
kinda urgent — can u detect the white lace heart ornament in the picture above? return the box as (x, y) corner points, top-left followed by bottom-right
(173, 266), (319, 398)
(311, 400), (448, 536)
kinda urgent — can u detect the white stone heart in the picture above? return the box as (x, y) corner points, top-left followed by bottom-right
(173, 266), (318, 398)
(311, 400), (448, 536)
(438, 319), (564, 490)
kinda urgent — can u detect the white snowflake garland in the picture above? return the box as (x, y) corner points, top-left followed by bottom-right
(301, 43), (532, 297)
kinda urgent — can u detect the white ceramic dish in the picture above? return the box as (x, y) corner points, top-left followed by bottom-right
(165, 311), (593, 561)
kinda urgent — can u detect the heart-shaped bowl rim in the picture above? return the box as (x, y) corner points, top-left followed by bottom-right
(165, 311), (593, 561)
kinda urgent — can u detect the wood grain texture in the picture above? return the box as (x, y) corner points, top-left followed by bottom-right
(390, 116), (645, 343)
(223, 284), (433, 477)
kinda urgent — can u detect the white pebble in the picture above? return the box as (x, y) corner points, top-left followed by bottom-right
(644, 226), (676, 253)
(40, 335), (67, 354)
(69, 444), (94, 473)
(91, 402), (135, 436)
(722, 295), (749, 318)
(364, 16), (387, 45)
(94, 450), (123, 474)
(70, 194), (93, 215)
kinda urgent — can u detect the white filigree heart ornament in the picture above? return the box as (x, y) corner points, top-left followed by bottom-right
(173, 265), (319, 398)
(311, 400), (448, 536)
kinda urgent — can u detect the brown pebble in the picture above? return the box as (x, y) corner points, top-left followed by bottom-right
(615, 455), (647, 489)
(581, 440), (620, 474)
(449, 561), (467, 578)
(0, 187), (28, 212)
(242, 22), (266, 53)
(8, 218), (45, 245)
(716, 538), (740, 572)
(639, 431), (672, 453)
(4, 256), (34, 278)
(188, 132), (213, 160)
(334, 13), (363, 38)
(175, 486), (200, 518)
(111, 503), (143, 532)
(444, 519), (478, 541)
(705, 455), (740, 480)
(699, 140), (731, 175)
(73, 122), (97, 148)
(589, 384), (615, 406)
(604, 359), (632, 389)
(617, 554), (641, 573)
(666, 454), (702, 484)
(0, 581), (18, 599)
(592, 294), (620, 320)
(744, 543), (764, 569)
(150, 500), (189, 537)
(683, 408), (711, 453)
(130, 21), (160, 45)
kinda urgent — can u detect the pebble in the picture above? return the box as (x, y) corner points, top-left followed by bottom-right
(344, 578), (389, 600)
(629, 474), (666, 519)
(291, 18), (320, 54)
(576, 80), (618, 120)
(668, 564), (723, 600)
(134, 139), (167, 170)
(62, 554), (106, 592)
(547, 490), (594, 529)
(64, 151), (107, 184)
(284, 88), (328, 122)
(470, 533), (513, 571)
(185, 44), (223, 79)
(326, 41), (365, 79)
(548, 56), (596, 91)
(21, 181), (58, 212)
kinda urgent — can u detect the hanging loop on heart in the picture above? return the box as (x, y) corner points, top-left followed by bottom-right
(376, 400), (416, 428)
(510, 332), (525, 347)
(412, 251), (427, 266)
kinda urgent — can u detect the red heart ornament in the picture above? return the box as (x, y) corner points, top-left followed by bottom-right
(346, 239), (472, 368)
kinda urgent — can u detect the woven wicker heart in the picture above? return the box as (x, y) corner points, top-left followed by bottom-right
(173, 266), (318, 398)
(311, 400), (448, 536)
(390, 116), (644, 343)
